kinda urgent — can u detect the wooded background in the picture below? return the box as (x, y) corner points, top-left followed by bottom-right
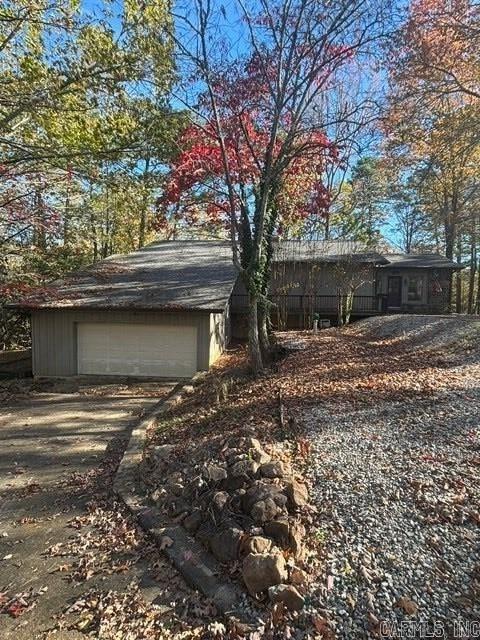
(1, 0), (479, 353)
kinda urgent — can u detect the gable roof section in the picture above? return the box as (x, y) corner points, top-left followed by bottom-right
(273, 242), (460, 268)
(18, 240), (461, 312)
(273, 240), (387, 263)
(381, 253), (461, 269)
(21, 241), (238, 312)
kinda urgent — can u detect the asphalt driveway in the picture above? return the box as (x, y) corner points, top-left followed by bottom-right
(0, 381), (189, 639)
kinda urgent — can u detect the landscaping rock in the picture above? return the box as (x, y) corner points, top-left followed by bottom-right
(210, 526), (243, 564)
(242, 480), (282, 513)
(246, 437), (263, 452)
(151, 487), (167, 505)
(289, 521), (305, 557)
(182, 384), (195, 394)
(183, 475), (205, 499)
(250, 447), (271, 464)
(285, 479), (309, 509)
(183, 509), (203, 534)
(168, 482), (184, 497)
(212, 490), (230, 512)
(264, 518), (290, 547)
(242, 552), (287, 595)
(168, 497), (190, 518)
(224, 459), (259, 490)
(272, 492), (288, 508)
(224, 448), (241, 463)
(203, 464), (227, 483)
(229, 488), (245, 511)
(230, 459), (259, 479)
(153, 444), (176, 462)
(251, 498), (279, 523)
(264, 518), (305, 556)
(196, 519), (217, 547)
(246, 438), (271, 464)
(242, 535), (272, 555)
(268, 584), (305, 611)
(290, 567), (308, 586)
(260, 461), (286, 479)
(229, 453), (249, 464)
(166, 471), (184, 485)
(223, 475), (247, 492)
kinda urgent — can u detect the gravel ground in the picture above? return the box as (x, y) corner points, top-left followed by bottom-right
(303, 316), (480, 639)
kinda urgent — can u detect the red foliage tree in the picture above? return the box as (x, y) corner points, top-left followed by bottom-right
(169, 0), (387, 371)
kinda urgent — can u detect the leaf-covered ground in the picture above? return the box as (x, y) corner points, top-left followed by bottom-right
(300, 316), (480, 638)
(0, 384), (214, 640)
(2, 315), (479, 639)
(147, 314), (480, 639)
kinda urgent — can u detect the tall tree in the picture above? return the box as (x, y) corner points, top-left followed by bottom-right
(0, 0), (185, 347)
(397, 0), (480, 103)
(167, 0), (390, 372)
(386, 0), (480, 313)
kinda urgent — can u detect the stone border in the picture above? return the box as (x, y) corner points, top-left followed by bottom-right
(113, 375), (252, 623)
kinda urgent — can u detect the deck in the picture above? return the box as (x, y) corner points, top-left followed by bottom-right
(230, 293), (383, 316)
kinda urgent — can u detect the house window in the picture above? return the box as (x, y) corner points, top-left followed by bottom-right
(407, 276), (424, 302)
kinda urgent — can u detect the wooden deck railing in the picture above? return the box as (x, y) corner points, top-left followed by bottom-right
(230, 294), (381, 314)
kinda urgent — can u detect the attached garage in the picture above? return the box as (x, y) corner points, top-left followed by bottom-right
(77, 323), (198, 378)
(25, 241), (239, 379)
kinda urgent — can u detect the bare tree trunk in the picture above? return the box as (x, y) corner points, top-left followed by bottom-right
(138, 156), (150, 248)
(337, 293), (344, 326)
(477, 255), (480, 314)
(63, 191), (70, 246)
(258, 302), (270, 356)
(344, 290), (354, 325)
(455, 237), (462, 313)
(444, 216), (455, 312)
(248, 293), (263, 374)
(468, 240), (477, 314)
(87, 185), (98, 261)
(324, 211), (330, 240)
(33, 188), (47, 250)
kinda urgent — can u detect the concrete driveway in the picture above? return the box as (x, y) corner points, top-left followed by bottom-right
(0, 381), (189, 639)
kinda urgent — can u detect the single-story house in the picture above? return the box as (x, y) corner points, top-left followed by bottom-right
(17, 240), (460, 378)
(230, 240), (461, 331)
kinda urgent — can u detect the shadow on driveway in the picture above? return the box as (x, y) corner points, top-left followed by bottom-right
(0, 383), (191, 639)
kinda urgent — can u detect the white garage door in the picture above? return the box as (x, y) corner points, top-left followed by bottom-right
(77, 323), (197, 378)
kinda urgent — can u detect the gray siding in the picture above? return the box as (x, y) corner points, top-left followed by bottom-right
(31, 309), (214, 377)
(231, 263), (376, 298)
(377, 268), (452, 313)
(271, 261), (376, 296)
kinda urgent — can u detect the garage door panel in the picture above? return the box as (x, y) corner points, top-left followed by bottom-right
(77, 323), (197, 377)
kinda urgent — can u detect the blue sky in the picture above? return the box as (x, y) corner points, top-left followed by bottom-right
(77, 0), (402, 245)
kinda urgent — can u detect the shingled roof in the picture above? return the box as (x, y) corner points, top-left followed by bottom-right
(381, 253), (461, 269)
(18, 240), (461, 312)
(21, 240), (238, 312)
(273, 240), (387, 263)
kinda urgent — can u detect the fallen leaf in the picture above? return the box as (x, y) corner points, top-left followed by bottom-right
(159, 535), (174, 550)
(396, 596), (418, 615)
(6, 601), (28, 618)
(367, 611), (381, 635)
(54, 564), (72, 573)
(312, 615), (335, 639)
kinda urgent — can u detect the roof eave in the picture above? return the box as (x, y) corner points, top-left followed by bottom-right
(380, 263), (463, 270)
(11, 303), (228, 314)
